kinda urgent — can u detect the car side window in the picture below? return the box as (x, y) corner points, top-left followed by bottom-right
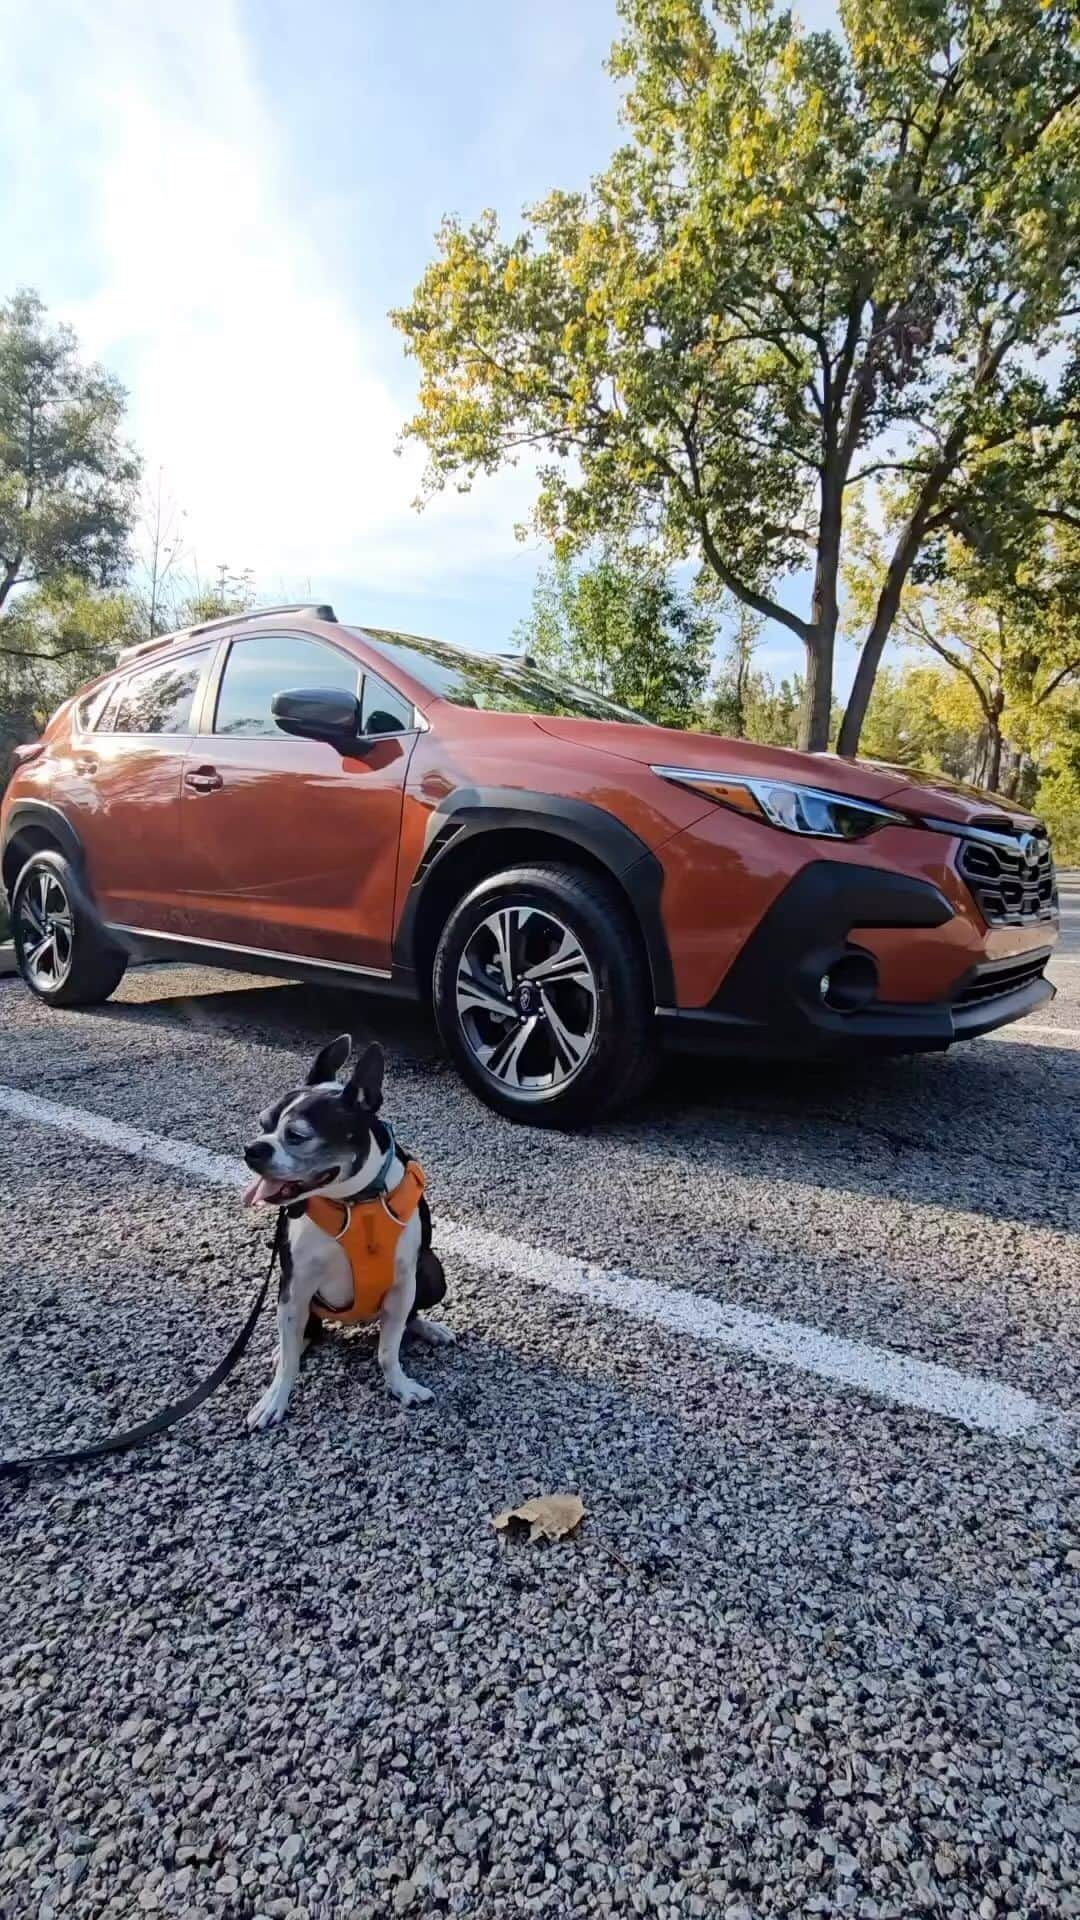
(213, 634), (361, 738)
(75, 683), (114, 732)
(360, 672), (414, 736)
(102, 649), (211, 735)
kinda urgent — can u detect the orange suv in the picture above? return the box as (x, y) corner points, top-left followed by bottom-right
(1, 602), (1058, 1124)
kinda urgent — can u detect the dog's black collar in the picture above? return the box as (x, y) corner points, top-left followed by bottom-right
(350, 1118), (399, 1200)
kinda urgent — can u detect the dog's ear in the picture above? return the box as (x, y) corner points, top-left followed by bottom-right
(307, 1033), (352, 1086)
(343, 1040), (384, 1112)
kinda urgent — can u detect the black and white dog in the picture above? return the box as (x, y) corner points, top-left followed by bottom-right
(243, 1035), (452, 1430)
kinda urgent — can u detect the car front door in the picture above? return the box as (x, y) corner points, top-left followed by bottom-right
(178, 630), (418, 972)
(61, 644), (214, 933)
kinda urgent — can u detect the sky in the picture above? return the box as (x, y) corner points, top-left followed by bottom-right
(2, 0), (845, 689)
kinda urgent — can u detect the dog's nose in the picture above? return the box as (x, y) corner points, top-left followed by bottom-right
(244, 1139), (273, 1170)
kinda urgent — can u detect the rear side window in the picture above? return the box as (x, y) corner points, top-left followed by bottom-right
(75, 684), (114, 732)
(360, 672), (414, 736)
(214, 634), (361, 738)
(104, 650), (211, 735)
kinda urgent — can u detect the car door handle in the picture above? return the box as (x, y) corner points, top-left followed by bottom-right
(184, 767), (223, 794)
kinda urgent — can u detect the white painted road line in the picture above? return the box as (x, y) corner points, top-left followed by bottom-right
(0, 1082), (1073, 1453)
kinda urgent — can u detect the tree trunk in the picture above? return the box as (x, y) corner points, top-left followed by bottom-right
(985, 724), (1004, 794)
(801, 628), (835, 752)
(838, 547), (912, 757)
(0, 557), (22, 616)
(801, 474), (842, 752)
(838, 401), (980, 756)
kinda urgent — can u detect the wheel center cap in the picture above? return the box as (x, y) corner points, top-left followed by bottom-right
(515, 982), (537, 1016)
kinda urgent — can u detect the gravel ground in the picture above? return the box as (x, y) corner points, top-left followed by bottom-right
(0, 950), (1077, 1919)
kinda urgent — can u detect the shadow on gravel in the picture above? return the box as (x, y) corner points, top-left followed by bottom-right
(641, 1041), (1080, 1231)
(82, 974), (444, 1063)
(71, 972), (1079, 1231)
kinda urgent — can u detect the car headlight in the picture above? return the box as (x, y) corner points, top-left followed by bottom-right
(652, 768), (909, 840)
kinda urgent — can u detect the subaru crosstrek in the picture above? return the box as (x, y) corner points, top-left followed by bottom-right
(1, 602), (1059, 1125)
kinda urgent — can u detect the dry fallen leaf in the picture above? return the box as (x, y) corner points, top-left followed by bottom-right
(492, 1493), (586, 1543)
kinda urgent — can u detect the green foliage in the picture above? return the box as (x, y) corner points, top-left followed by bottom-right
(845, 494), (1080, 793)
(705, 606), (809, 744)
(0, 290), (139, 613)
(860, 662), (985, 774)
(1035, 695), (1080, 862)
(171, 563), (256, 633)
(515, 551), (713, 725)
(0, 575), (140, 790)
(0, 289), (142, 796)
(394, 0), (1080, 752)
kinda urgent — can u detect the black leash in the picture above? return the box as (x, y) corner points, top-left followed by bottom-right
(0, 1215), (284, 1481)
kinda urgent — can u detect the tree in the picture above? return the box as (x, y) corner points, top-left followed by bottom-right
(515, 550), (713, 726)
(394, 0), (1080, 752)
(135, 470), (186, 641)
(846, 501), (1080, 792)
(0, 575), (140, 790)
(1035, 693), (1080, 861)
(859, 660), (985, 778)
(0, 290), (139, 616)
(174, 561), (256, 630)
(708, 605), (764, 738)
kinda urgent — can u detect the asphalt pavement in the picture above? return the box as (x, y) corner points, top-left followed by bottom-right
(0, 915), (1077, 1919)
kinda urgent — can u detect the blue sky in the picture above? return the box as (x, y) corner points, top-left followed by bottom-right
(4, 0), (846, 691)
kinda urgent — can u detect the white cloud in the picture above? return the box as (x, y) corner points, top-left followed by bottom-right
(8, 0), (535, 596)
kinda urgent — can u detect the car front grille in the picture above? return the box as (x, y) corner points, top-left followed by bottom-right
(957, 826), (1057, 928)
(953, 952), (1050, 1008)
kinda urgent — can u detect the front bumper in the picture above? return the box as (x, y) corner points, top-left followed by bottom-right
(656, 860), (1056, 1060)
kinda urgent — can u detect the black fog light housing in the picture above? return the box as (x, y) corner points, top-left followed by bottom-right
(818, 951), (878, 1013)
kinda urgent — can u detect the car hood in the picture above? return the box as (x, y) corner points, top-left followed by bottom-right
(532, 719), (1042, 828)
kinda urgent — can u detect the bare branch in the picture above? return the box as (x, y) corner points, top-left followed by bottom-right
(1035, 659), (1080, 704)
(845, 459), (933, 487)
(659, 416), (812, 645)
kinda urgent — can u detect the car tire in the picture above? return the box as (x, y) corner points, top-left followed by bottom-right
(11, 850), (128, 1008)
(432, 862), (658, 1127)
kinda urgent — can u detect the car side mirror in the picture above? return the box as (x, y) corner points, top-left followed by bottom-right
(271, 686), (366, 749)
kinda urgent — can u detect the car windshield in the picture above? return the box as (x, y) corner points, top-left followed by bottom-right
(352, 627), (649, 724)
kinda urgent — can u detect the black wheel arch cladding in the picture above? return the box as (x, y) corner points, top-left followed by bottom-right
(2, 801), (87, 898)
(396, 788), (675, 1004)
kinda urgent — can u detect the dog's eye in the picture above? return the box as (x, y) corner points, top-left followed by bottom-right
(283, 1126), (307, 1146)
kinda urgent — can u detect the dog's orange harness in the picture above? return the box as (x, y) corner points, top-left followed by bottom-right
(306, 1159), (426, 1323)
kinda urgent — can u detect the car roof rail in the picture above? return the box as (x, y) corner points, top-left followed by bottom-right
(116, 602), (338, 667)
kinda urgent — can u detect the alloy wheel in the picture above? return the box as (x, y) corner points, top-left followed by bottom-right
(455, 905), (599, 1098)
(17, 868), (75, 993)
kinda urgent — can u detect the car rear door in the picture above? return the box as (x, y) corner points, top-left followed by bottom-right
(61, 645), (214, 933)
(177, 629), (418, 971)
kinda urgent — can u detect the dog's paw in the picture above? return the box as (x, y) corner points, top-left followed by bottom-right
(388, 1375), (434, 1408)
(410, 1317), (456, 1348)
(247, 1387), (290, 1431)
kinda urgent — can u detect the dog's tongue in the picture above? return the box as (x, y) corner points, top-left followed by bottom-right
(243, 1175), (291, 1207)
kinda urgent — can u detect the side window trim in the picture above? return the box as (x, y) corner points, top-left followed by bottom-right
(358, 669), (417, 737)
(76, 682), (115, 734)
(209, 629), (366, 738)
(191, 628), (424, 741)
(192, 637), (228, 737)
(99, 645), (212, 737)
